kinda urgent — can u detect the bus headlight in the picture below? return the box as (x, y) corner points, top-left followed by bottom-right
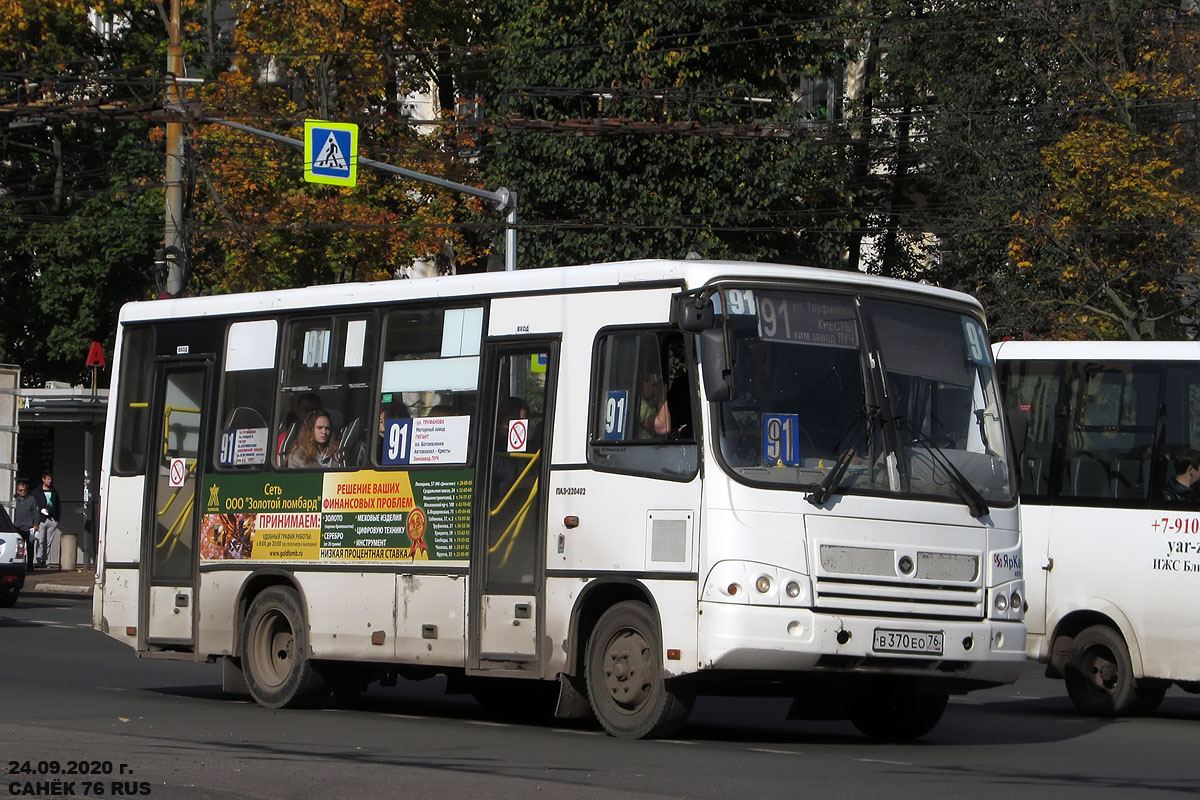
(988, 580), (1025, 620)
(701, 562), (811, 607)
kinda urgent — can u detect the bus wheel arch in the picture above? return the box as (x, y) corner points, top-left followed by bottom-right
(1062, 623), (1164, 716)
(565, 579), (658, 680)
(1047, 607), (1143, 679)
(240, 582), (327, 709)
(583, 598), (693, 739)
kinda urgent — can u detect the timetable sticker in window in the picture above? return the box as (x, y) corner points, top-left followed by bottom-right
(383, 416), (470, 465)
(218, 427), (268, 466)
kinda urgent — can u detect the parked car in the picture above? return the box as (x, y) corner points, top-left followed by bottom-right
(0, 506), (27, 607)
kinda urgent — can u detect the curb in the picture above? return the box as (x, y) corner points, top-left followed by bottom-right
(32, 583), (92, 595)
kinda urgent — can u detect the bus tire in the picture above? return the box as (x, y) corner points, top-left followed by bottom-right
(850, 688), (948, 741)
(585, 601), (692, 739)
(1064, 624), (1140, 716)
(241, 586), (326, 709)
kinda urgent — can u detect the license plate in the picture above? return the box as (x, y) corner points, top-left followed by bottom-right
(872, 628), (944, 656)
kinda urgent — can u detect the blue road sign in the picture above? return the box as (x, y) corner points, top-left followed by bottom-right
(304, 119), (358, 186)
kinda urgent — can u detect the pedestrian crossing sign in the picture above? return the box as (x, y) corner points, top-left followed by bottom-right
(304, 119), (358, 186)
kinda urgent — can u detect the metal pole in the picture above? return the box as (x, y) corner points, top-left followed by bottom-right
(163, 0), (186, 296)
(200, 117), (519, 270)
(505, 191), (517, 272)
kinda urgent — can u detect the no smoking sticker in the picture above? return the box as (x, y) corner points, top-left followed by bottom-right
(507, 419), (528, 453)
(169, 457), (187, 487)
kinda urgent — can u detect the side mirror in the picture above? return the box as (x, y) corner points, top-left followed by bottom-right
(675, 294), (714, 332)
(699, 329), (732, 402)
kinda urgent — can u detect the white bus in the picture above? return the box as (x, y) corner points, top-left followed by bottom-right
(994, 340), (1200, 716)
(94, 259), (1024, 740)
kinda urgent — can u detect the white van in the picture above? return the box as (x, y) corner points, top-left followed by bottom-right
(995, 340), (1200, 715)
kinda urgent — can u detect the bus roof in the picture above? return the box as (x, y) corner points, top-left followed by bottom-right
(118, 259), (983, 324)
(992, 339), (1200, 361)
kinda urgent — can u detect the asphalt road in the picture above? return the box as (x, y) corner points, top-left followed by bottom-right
(4, 593), (1200, 799)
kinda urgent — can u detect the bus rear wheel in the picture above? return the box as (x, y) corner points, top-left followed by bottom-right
(1064, 624), (1159, 716)
(585, 601), (692, 739)
(241, 586), (326, 709)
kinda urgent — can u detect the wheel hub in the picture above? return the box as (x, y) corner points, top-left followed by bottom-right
(604, 629), (653, 711)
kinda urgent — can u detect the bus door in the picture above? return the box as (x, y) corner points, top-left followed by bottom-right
(469, 342), (558, 673)
(141, 359), (212, 649)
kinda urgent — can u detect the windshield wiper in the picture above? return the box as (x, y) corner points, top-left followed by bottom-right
(906, 426), (989, 518)
(806, 447), (856, 507)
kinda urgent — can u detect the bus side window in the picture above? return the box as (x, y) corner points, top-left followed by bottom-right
(215, 319), (278, 471)
(375, 306), (482, 467)
(276, 315), (376, 470)
(1160, 365), (1200, 506)
(589, 328), (698, 481)
(112, 327), (155, 475)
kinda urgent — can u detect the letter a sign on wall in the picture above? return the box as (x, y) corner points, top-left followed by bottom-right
(304, 119), (358, 186)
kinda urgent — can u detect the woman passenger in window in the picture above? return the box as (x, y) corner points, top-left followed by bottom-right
(288, 409), (341, 468)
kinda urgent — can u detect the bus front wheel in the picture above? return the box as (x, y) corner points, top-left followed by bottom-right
(850, 687), (948, 741)
(585, 601), (692, 739)
(241, 586), (326, 709)
(1064, 624), (1159, 716)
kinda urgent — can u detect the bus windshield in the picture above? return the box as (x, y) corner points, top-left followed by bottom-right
(709, 287), (1014, 507)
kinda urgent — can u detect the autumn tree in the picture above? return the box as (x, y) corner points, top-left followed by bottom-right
(187, 0), (490, 293)
(1008, 1), (1200, 340)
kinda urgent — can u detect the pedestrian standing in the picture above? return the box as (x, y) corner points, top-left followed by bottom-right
(12, 479), (38, 569)
(33, 471), (60, 569)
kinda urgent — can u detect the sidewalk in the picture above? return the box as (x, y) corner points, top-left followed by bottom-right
(24, 566), (96, 596)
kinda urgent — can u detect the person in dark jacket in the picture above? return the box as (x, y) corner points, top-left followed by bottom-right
(12, 480), (38, 568)
(33, 472), (61, 568)
(1163, 449), (1200, 502)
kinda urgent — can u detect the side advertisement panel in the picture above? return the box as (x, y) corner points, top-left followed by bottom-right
(199, 469), (473, 563)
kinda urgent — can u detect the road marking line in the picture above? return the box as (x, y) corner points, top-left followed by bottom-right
(746, 748), (801, 755)
(856, 758), (913, 766)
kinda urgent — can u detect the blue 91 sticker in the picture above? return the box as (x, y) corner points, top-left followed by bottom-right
(601, 390), (629, 441)
(762, 413), (801, 466)
(383, 418), (412, 465)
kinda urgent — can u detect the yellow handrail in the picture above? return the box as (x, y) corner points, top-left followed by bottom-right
(489, 449), (541, 518)
(155, 493), (194, 559)
(488, 477), (539, 568)
(160, 404), (201, 457)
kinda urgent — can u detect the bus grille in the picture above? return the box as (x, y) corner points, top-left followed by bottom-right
(815, 545), (983, 618)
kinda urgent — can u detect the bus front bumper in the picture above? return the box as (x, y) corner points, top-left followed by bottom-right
(697, 601), (1026, 687)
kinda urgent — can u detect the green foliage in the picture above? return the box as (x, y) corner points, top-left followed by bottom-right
(1004, 1), (1200, 339)
(0, 3), (165, 384)
(479, 0), (856, 269)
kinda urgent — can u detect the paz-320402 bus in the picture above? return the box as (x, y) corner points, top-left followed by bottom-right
(94, 259), (1024, 740)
